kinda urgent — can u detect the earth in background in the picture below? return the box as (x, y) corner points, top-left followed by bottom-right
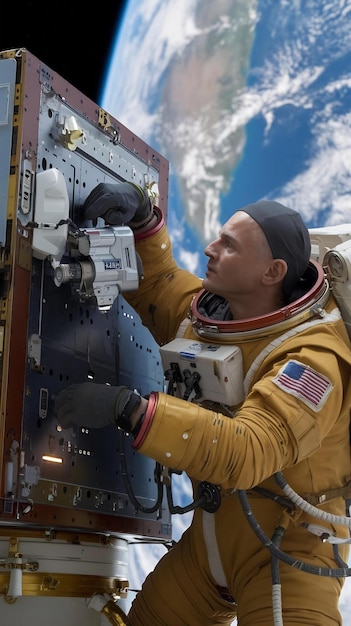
(100, 0), (351, 620)
(102, 0), (351, 280)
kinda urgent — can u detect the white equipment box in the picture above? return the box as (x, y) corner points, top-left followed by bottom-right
(160, 338), (244, 405)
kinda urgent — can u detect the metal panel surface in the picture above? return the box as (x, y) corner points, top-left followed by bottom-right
(0, 48), (171, 542)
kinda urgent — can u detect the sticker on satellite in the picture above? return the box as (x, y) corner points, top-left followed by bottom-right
(104, 258), (122, 270)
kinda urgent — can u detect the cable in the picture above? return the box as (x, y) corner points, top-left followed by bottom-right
(274, 472), (351, 529)
(237, 488), (351, 577)
(119, 432), (164, 514)
(270, 525), (285, 626)
(166, 477), (221, 514)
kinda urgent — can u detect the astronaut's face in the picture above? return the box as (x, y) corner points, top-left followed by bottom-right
(203, 211), (275, 307)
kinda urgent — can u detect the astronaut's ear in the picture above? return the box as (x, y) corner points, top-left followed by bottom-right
(262, 258), (288, 287)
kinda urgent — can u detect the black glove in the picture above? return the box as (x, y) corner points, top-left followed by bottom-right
(52, 382), (141, 431)
(83, 182), (151, 225)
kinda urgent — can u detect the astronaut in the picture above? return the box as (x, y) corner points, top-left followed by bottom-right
(54, 183), (351, 626)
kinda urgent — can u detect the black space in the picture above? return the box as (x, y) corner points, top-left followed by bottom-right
(0, 1), (127, 103)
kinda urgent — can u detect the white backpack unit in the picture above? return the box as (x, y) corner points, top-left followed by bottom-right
(309, 224), (351, 338)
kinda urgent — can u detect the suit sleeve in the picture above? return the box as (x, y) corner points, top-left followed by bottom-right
(125, 219), (202, 345)
(133, 341), (348, 491)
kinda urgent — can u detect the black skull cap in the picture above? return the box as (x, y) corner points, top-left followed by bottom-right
(241, 200), (311, 298)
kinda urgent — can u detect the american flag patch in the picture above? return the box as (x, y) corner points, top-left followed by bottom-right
(273, 360), (332, 412)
